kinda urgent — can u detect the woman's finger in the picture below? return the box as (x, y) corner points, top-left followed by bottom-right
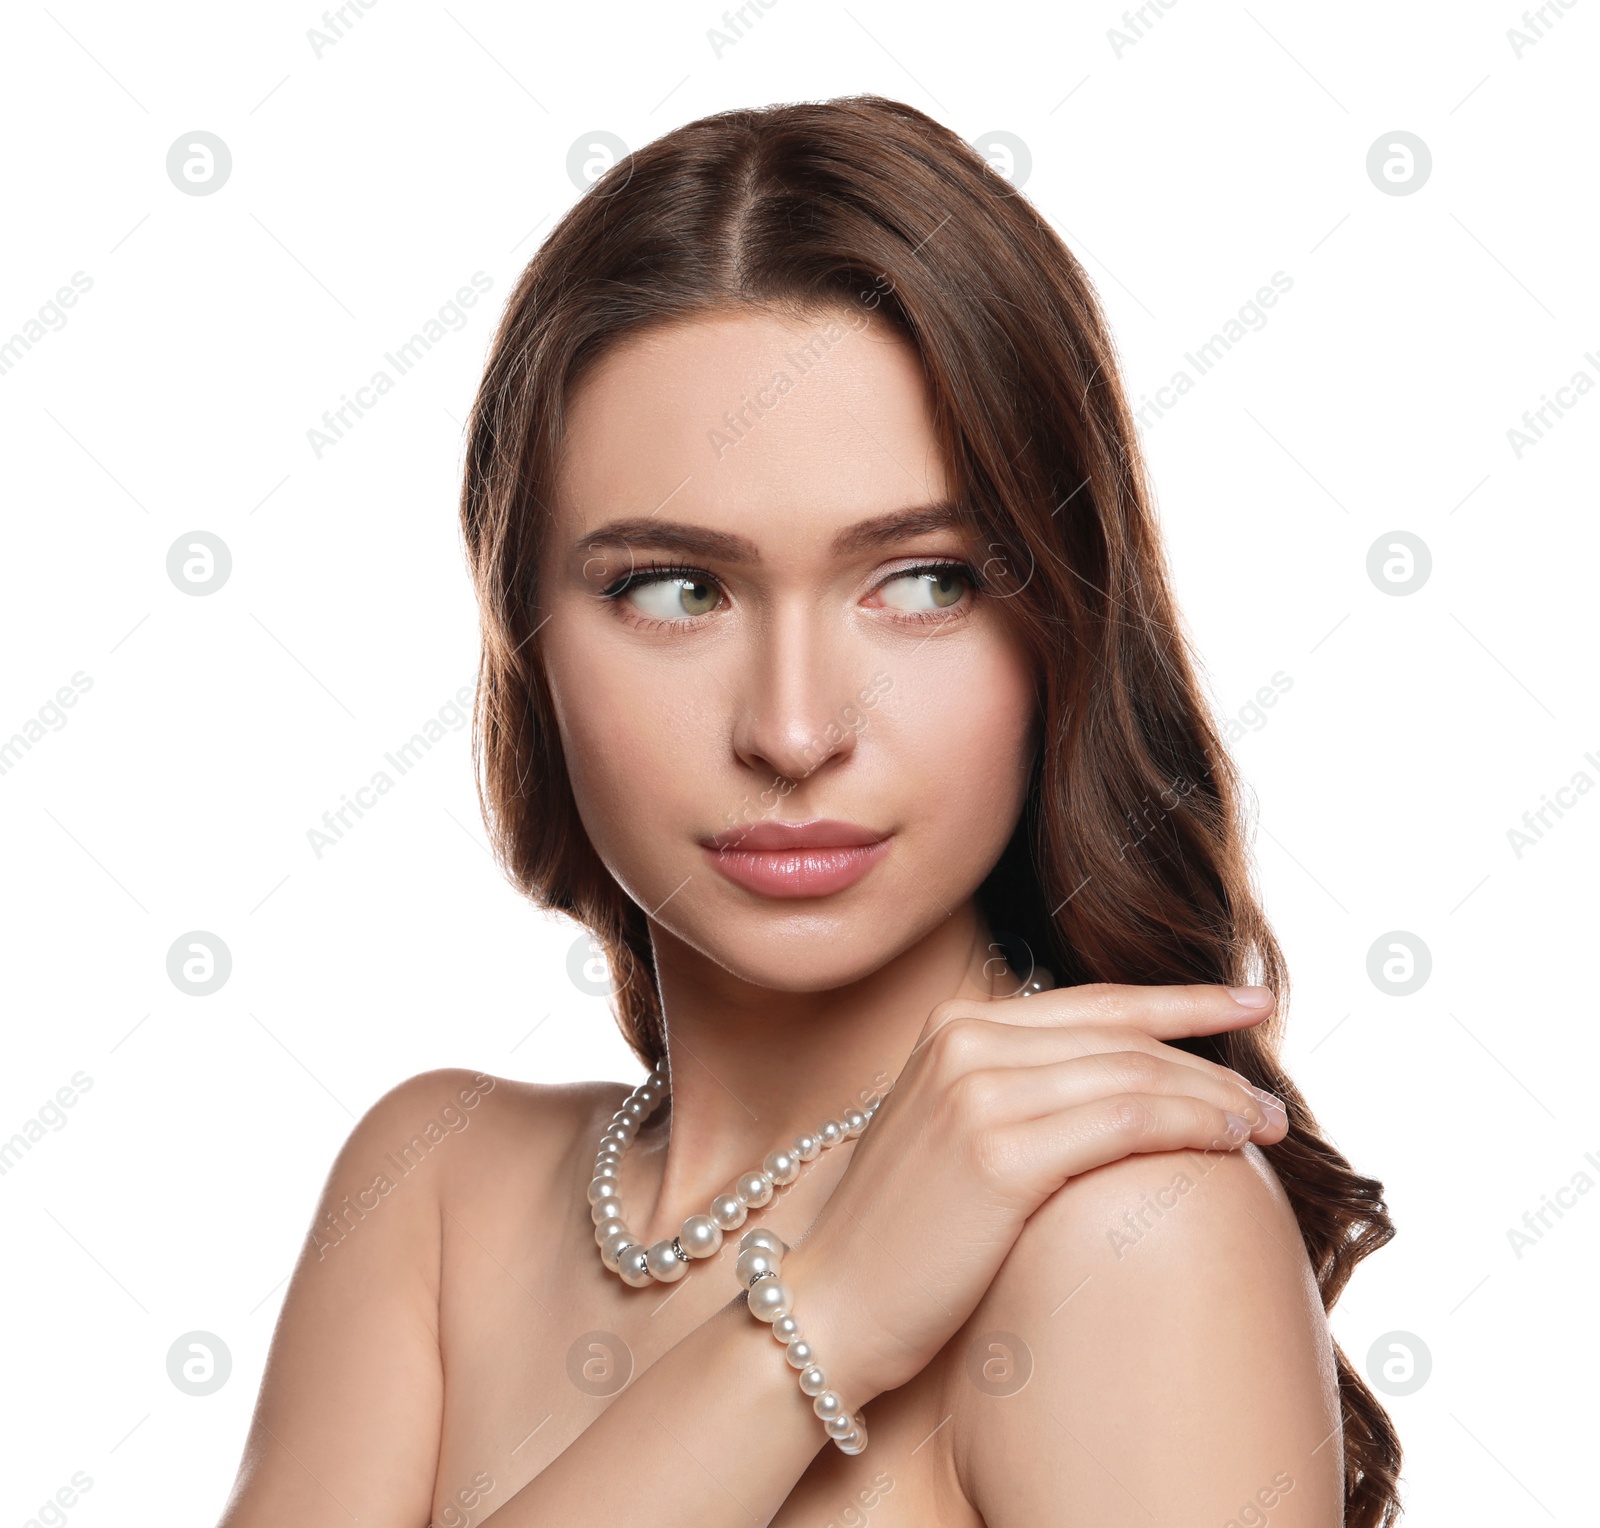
(953, 1052), (1288, 1139)
(918, 980), (1275, 1043)
(989, 1091), (1258, 1187)
(915, 1014), (1287, 1130)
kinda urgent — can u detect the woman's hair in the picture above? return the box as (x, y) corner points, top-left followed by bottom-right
(458, 95), (1400, 1524)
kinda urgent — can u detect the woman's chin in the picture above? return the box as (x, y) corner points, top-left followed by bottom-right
(663, 905), (937, 996)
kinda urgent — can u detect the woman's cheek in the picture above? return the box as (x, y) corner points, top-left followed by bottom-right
(889, 641), (1036, 852)
(549, 646), (706, 873)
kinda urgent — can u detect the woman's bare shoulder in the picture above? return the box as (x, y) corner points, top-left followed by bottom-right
(943, 1145), (1344, 1526)
(365, 1067), (636, 1194)
(217, 1068), (640, 1526)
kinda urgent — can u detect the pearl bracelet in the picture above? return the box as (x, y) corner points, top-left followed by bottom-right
(736, 1228), (869, 1455)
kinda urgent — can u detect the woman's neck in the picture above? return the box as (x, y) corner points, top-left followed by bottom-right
(617, 899), (1003, 1248)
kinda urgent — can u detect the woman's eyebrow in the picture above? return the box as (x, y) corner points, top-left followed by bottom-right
(574, 502), (964, 563)
(828, 501), (963, 554)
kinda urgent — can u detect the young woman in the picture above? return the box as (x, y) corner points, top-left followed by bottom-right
(219, 96), (1400, 1526)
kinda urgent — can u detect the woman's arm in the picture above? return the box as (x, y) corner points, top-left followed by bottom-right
(478, 1236), (876, 1525)
(215, 1068), (881, 1528)
(217, 1069), (455, 1526)
(952, 1142), (1343, 1525)
(220, 983), (1289, 1525)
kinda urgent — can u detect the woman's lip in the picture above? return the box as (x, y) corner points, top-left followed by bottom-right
(703, 818), (887, 853)
(702, 839), (892, 899)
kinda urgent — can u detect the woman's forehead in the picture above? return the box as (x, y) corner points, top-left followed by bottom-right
(553, 306), (950, 554)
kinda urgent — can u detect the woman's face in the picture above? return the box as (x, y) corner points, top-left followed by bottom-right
(540, 303), (1037, 992)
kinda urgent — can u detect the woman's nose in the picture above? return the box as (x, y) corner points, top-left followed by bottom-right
(728, 607), (861, 784)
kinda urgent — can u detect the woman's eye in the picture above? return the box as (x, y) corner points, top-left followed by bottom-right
(624, 575), (721, 620)
(876, 567), (971, 613)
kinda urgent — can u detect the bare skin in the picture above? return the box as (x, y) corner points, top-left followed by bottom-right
(218, 305), (1341, 1526)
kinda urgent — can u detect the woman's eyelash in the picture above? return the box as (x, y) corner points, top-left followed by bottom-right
(597, 557), (983, 613)
(598, 561), (711, 599)
(880, 558), (982, 592)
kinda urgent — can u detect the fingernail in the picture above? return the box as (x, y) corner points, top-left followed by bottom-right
(1223, 1111), (1250, 1142)
(1251, 1088), (1288, 1128)
(1226, 985), (1273, 1011)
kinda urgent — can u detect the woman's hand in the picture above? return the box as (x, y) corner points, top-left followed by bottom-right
(781, 982), (1288, 1404)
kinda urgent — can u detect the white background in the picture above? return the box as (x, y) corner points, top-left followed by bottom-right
(1, 2), (1594, 1523)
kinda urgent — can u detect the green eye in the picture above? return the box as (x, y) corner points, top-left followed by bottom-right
(878, 567), (971, 612)
(625, 575), (721, 620)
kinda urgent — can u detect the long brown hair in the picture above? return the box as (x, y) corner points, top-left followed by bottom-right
(459, 94), (1400, 1524)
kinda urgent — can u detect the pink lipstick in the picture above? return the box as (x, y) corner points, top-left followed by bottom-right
(701, 819), (892, 899)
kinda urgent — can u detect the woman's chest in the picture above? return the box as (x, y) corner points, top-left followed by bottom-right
(429, 1238), (982, 1527)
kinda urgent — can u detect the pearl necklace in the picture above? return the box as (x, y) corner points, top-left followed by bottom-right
(589, 1062), (884, 1286)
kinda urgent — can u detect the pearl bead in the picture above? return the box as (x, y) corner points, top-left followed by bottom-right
(736, 1170), (774, 1208)
(763, 1148), (800, 1186)
(748, 1276), (792, 1322)
(813, 1390), (846, 1423)
(616, 1246), (653, 1287)
(646, 1239), (688, 1282)
(799, 1364), (828, 1396)
(825, 1414), (856, 1439)
(678, 1215), (723, 1258)
(589, 1059), (878, 1385)
(599, 1231), (635, 1269)
(738, 1228), (787, 1259)
(735, 1248), (781, 1287)
(838, 1428), (866, 1455)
